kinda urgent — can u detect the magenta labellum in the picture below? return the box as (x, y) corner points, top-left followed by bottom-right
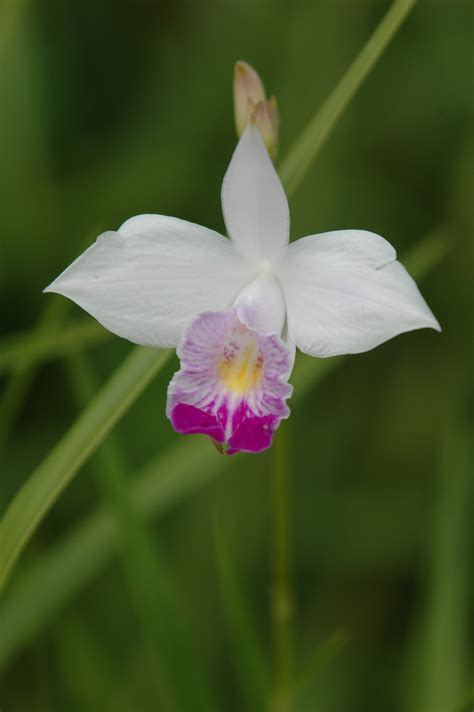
(167, 309), (292, 454)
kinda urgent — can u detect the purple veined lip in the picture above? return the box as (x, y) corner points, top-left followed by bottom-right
(166, 308), (293, 454)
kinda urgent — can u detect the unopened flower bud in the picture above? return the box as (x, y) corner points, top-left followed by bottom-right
(234, 61), (280, 160)
(254, 96), (279, 161)
(233, 61), (266, 137)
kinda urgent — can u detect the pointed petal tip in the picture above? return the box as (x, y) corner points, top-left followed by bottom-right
(407, 315), (442, 336)
(43, 275), (65, 296)
(421, 307), (442, 333)
(234, 60), (249, 75)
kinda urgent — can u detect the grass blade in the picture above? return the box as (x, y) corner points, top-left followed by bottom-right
(66, 352), (220, 712)
(279, 0), (416, 197)
(0, 297), (70, 452)
(0, 318), (109, 377)
(270, 422), (294, 712)
(405, 425), (472, 712)
(54, 611), (134, 712)
(0, 346), (172, 593)
(291, 631), (350, 703)
(214, 520), (270, 712)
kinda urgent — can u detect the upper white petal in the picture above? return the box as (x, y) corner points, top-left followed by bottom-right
(277, 229), (441, 357)
(233, 270), (296, 372)
(221, 123), (289, 263)
(234, 270), (286, 336)
(44, 214), (254, 348)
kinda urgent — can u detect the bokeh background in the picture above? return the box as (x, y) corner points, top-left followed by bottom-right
(0, 1), (473, 710)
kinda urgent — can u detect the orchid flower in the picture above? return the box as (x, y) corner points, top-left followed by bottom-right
(45, 120), (440, 454)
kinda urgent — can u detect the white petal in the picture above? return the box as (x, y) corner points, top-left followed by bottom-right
(221, 124), (289, 263)
(277, 230), (441, 357)
(234, 271), (286, 335)
(233, 270), (296, 370)
(44, 215), (254, 348)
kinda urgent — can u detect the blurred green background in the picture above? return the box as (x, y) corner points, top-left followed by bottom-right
(0, 0), (473, 710)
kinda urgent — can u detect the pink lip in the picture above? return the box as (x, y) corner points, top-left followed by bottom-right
(170, 401), (280, 455)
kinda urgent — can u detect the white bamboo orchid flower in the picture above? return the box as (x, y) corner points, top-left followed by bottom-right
(45, 121), (440, 454)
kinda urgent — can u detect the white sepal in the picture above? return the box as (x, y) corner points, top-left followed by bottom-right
(277, 229), (441, 357)
(221, 124), (289, 263)
(44, 215), (253, 348)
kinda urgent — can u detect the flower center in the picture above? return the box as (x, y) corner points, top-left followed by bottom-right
(217, 326), (264, 395)
(258, 259), (274, 274)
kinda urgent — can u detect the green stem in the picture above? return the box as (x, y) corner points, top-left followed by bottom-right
(279, 0), (417, 197)
(0, 346), (171, 594)
(66, 353), (219, 712)
(407, 424), (472, 711)
(270, 421), (293, 712)
(0, 230), (108, 453)
(0, 318), (109, 376)
(0, 297), (69, 453)
(214, 520), (270, 712)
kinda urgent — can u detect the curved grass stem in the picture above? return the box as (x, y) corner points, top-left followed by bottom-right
(0, 346), (172, 594)
(271, 421), (294, 712)
(280, 0), (417, 197)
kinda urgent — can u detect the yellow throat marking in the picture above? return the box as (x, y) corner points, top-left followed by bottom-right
(218, 342), (263, 395)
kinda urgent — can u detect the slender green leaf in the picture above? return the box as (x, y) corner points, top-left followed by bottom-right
(405, 425), (472, 712)
(214, 519), (270, 712)
(270, 421), (294, 712)
(0, 318), (109, 376)
(54, 612), (133, 712)
(0, 297), (70, 452)
(66, 353), (220, 712)
(291, 631), (351, 702)
(0, 493), (119, 668)
(399, 224), (451, 281)
(0, 346), (172, 593)
(65, 353), (130, 481)
(455, 685), (474, 712)
(0, 0), (28, 57)
(279, 0), (416, 197)
(0, 459), (430, 671)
